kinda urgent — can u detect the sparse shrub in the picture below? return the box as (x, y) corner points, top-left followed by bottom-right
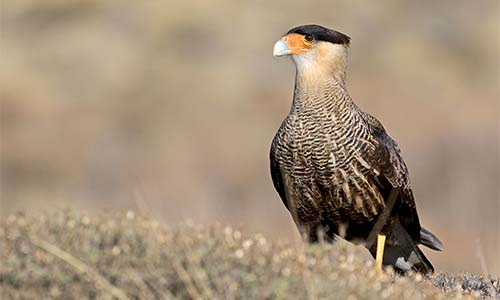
(1, 211), (497, 299)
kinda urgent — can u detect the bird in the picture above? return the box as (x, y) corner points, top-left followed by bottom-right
(270, 24), (443, 274)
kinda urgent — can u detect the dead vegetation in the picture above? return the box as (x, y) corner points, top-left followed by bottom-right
(1, 210), (498, 299)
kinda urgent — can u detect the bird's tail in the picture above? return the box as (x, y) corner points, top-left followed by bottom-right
(371, 219), (434, 274)
(420, 226), (444, 251)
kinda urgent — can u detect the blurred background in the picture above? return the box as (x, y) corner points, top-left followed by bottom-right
(1, 0), (499, 275)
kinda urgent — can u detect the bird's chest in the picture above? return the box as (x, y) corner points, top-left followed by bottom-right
(273, 113), (382, 221)
(277, 113), (370, 183)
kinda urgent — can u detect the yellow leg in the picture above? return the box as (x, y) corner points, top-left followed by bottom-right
(376, 234), (386, 275)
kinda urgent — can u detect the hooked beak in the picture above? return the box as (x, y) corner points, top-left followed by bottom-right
(273, 33), (310, 58)
(273, 38), (291, 57)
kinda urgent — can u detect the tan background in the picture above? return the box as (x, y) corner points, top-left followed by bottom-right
(1, 0), (499, 275)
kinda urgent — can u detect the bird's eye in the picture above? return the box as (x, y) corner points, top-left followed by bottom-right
(304, 34), (314, 43)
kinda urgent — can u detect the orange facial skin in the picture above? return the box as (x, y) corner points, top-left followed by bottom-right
(281, 33), (314, 55)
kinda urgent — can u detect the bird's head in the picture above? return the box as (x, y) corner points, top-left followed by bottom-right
(273, 25), (351, 83)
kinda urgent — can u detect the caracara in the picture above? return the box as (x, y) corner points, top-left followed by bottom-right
(270, 24), (443, 274)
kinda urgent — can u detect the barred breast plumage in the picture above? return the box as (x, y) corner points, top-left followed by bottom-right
(272, 78), (384, 224)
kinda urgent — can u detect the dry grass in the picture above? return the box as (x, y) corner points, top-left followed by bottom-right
(1, 210), (498, 299)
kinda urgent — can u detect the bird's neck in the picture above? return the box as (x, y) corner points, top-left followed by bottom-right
(292, 71), (355, 114)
